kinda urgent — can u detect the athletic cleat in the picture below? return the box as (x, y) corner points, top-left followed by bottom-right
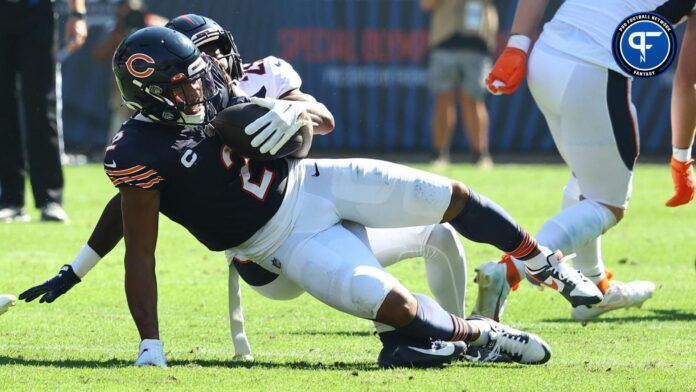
(40, 202), (68, 223)
(526, 251), (603, 307)
(377, 332), (466, 368)
(466, 315), (551, 364)
(571, 280), (656, 324)
(472, 260), (511, 321)
(0, 205), (30, 223)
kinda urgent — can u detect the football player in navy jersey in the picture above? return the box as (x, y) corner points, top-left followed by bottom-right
(23, 22), (601, 369)
(21, 15), (472, 366)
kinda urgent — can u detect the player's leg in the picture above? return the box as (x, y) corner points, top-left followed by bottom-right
(527, 43), (654, 321)
(459, 50), (493, 167)
(303, 158), (602, 307)
(428, 49), (459, 165)
(0, 28), (29, 221)
(273, 223), (550, 367)
(16, 13), (65, 214)
(344, 222), (466, 317)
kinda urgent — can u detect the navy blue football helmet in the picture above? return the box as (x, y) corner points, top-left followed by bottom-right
(112, 26), (223, 125)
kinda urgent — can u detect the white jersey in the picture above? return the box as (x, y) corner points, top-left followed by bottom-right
(539, 0), (696, 75)
(237, 56), (302, 99)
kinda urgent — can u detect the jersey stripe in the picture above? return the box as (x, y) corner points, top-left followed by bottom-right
(139, 176), (164, 189)
(109, 169), (158, 186)
(105, 165), (146, 176)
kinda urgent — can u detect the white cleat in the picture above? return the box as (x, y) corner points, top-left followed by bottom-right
(0, 294), (17, 316)
(472, 259), (512, 321)
(572, 280), (656, 325)
(466, 315), (551, 365)
(526, 249), (604, 307)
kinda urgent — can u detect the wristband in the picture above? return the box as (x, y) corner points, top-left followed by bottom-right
(673, 146), (693, 162)
(507, 35), (531, 53)
(70, 245), (101, 279)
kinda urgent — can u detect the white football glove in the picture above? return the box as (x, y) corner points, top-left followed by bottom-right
(244, 97), (312, 155)
(134, 339), (167, 367)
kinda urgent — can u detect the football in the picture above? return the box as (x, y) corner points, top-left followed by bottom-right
(211, 102), (308, 161)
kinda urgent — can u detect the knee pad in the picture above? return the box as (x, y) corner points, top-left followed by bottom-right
(423, 223), (464, 260)
(344, 265), (398, 319)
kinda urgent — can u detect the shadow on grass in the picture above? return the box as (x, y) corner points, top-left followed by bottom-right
(0, 356), (377, 370)
(542, 309), (696, 323)
(0, 356), (521, 370)
(286, 330), (372, 337)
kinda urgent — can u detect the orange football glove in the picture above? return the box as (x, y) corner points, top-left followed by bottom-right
(486, 47), (528, 95)
(665, 157), (695, 207)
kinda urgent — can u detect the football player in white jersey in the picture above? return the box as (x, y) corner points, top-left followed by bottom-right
(476, 0), (696, 323)
(17, 15), (506, 367)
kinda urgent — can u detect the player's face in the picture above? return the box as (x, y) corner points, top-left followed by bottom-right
(202, 47), (229, 72)
(168, 78), (205, 115)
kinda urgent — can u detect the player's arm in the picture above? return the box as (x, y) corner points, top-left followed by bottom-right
(486, 0), (550, 95)
(666, 13), (696, 207)
(19, 194), (125, 304)
(120, 186), (160, 340)
(120, 186), (167, 367)
(279, 88), (335, 135)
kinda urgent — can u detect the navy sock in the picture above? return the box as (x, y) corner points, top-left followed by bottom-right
(448, 189), (538, 259)
(395, 294), (471, 342)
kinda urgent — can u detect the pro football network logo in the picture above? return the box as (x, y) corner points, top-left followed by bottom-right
(612, 12), (677, 78)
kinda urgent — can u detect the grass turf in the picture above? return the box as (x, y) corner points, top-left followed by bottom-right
(1, 162), (694, 391)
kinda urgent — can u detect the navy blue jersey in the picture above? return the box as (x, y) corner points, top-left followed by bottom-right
(104, 120), (289, 251)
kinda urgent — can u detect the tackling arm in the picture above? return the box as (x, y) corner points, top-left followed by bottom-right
(279, 88), (335, 135)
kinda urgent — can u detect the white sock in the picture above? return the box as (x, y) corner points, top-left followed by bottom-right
(558, 178), (606, 283)
(423, 224), (467, 317)
(536, 199), (617, 255)
(572, 236), (606, 284)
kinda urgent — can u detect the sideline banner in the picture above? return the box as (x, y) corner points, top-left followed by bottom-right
(60, 0), (677, 155)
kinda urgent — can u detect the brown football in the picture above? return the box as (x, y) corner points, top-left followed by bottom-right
(211, 102), (306, 161)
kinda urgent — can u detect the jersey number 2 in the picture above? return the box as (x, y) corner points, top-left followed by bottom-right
(221, 145), (275, 201)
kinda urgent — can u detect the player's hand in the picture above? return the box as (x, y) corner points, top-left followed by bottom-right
(19, 265), (81, 304)
(486, 35), (531, 95)
(666, 157), (695, 207)
(245, 97), (312, 155)
(134, 339), (168, 367)
(64, 16), (88, 53)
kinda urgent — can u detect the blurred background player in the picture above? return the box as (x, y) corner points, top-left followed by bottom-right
(0, 0), (87, 222)
(93, 0), (168, 142)
(421, 0), (498, 168)
(475, 0), (696, 323)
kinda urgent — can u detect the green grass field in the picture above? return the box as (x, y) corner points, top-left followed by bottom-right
(1, 163), (695, 391)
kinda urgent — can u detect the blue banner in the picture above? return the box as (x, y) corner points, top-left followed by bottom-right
(60, 0), (678, 156)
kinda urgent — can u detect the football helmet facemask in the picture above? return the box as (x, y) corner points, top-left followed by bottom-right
(112, 26), (223, 125)
(165, 14), (245, 81)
